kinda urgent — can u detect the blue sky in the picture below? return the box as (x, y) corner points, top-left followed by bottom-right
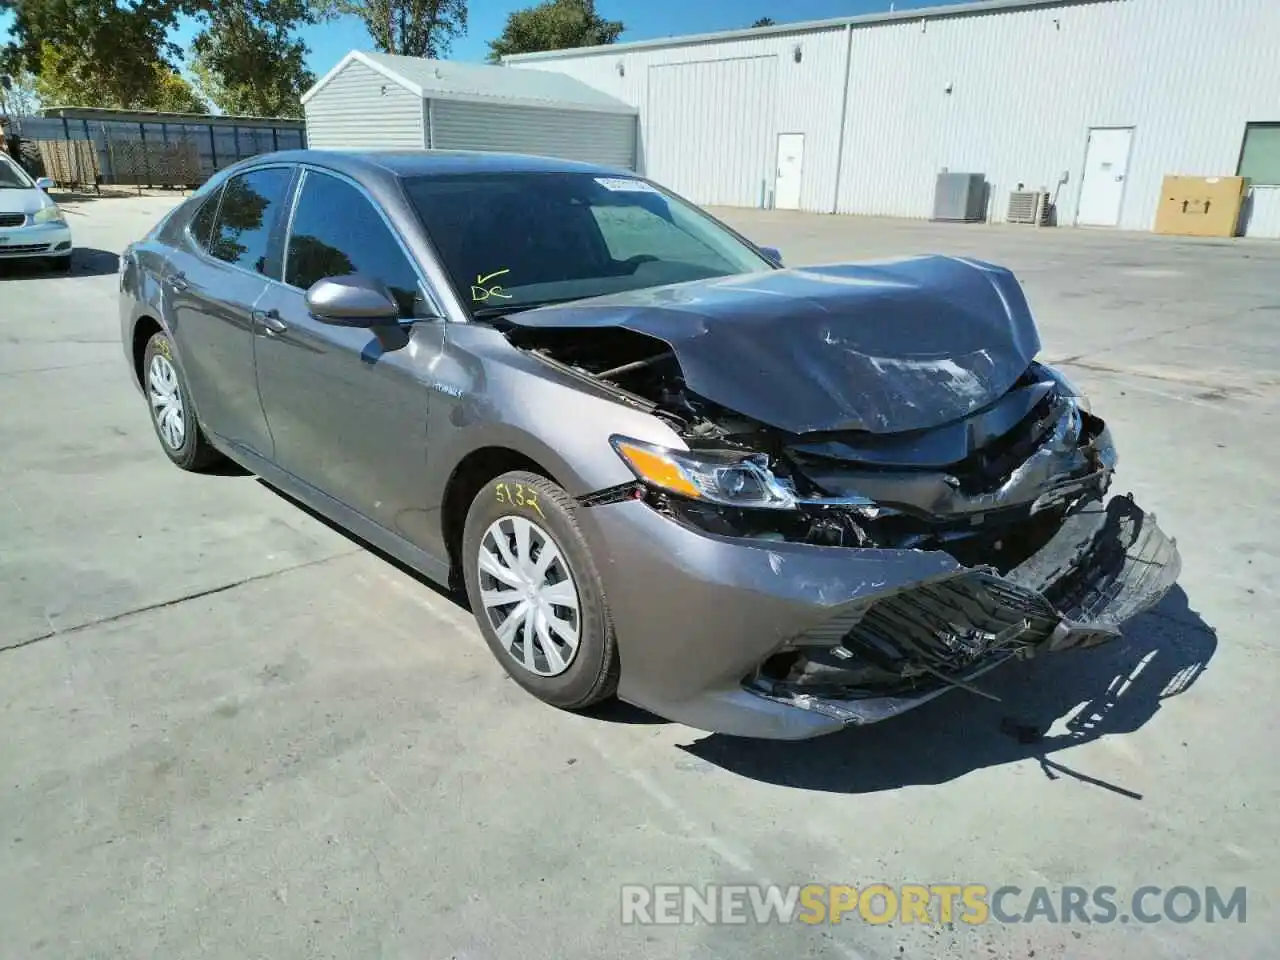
(4, 0), (950, 80)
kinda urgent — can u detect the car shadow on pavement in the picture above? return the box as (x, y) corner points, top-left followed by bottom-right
(69, 248), (121, 277)
(256, 478), (469, 608)
(678, 585), (1216, 797)
(252, 479), (1216, 764)
(0, 248), (118, 279)
(253, 479), (710, 730)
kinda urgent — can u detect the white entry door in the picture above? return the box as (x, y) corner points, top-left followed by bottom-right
(774, 133), (805, 210)
(1076, 127), (1134, 226)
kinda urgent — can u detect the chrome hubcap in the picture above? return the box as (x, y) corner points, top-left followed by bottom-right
(477, 515), (581, 677)
(148, 353), (185, 450)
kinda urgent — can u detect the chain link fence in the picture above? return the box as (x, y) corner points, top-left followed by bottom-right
(8, 112), (306, 190)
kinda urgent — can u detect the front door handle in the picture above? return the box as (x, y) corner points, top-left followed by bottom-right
(253, 308), (288, 335)
(167, 272), (189, 291)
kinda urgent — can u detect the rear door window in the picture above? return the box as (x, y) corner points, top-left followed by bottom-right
(208, 167), (294, 276)
(284, 170), (424, 319)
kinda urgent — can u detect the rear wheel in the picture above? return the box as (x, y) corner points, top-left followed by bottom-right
(461, 470), (619, 709)
(142, 330), (223, 472)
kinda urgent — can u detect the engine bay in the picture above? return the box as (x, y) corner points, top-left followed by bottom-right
(507, 325), (1117, 573)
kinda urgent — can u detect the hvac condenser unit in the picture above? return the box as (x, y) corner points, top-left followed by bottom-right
(1007, 190), (1051, 225)
(931, 172), (987, 222)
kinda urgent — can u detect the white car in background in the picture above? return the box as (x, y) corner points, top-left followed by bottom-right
(0, 153), (73, 271)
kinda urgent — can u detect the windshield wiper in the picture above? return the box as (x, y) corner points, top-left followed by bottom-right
(471, 296), (583, 320)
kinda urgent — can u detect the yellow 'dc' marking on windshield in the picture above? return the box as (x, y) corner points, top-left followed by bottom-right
(472, 268), (513, 303)
(495, 481), (546, 519)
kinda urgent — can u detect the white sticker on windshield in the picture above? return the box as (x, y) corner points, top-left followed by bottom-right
(595, 176), (659, 193)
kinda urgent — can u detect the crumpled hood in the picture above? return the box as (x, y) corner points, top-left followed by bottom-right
(507, 255), (1042, 435)
(0, 187), (53, 217)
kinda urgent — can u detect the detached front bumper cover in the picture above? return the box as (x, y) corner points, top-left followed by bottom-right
(749, 494), (1181, 726)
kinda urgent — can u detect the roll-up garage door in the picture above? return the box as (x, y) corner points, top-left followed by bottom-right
(644, 56), (778, 207)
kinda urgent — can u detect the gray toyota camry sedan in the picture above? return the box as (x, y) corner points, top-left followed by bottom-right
(119, 150), (1180, 740)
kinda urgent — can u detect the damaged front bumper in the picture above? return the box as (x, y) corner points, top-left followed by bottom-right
(575, 493), (1179, 740)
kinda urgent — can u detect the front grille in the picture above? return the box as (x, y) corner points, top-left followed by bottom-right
(0, 243), (50, 254)
(0, 213), (27, 228)
(842, 572), (1060, 673)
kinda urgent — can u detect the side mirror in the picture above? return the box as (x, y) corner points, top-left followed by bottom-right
(305, 275), (401, 326)
(35, 177), (55, 191)
(759, 245), (784, 266)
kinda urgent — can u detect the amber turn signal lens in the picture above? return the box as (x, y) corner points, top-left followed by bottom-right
(613, 440), (702, 499)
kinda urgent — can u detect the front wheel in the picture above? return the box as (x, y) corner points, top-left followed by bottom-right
(461, 470), (620, 710)
(142, 330), (223, 472)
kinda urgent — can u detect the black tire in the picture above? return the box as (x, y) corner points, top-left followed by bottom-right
(141, 330), (223, 472)
(461, 469), (620, 710)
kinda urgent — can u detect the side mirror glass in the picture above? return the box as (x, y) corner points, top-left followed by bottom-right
(759, 245), (783, 266)
(305, 275), (401, 326)
(35, 177), (55, 191)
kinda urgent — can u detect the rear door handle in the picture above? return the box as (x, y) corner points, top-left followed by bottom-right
(252, 308), (288, 334)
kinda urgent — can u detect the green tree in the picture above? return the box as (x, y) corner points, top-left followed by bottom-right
(312, 0), (467, 59)
(486, 0), (622, 63)
(751, 17), (775, 27)
(3, 1), (313, 116)
(1, 0), (189, 108)
(190, 0), (315, 117)
(28, 41), (111, 107)
(152, 65), (209, 113)
(28, 38), (204, 111)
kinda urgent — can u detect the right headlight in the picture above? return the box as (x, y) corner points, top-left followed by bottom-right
(610, 436), (797, 510)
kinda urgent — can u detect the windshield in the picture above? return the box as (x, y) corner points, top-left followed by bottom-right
(403, 171), (774, 316)
(0, 155), (35, 190)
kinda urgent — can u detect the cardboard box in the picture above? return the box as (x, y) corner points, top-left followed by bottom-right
(1153, 175), (1247, 237)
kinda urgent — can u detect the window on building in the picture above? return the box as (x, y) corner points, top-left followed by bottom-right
(1238, 123), (1280, 186)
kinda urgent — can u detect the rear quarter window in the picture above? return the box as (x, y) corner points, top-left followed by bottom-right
(155, 187), (222, 249)
(189, 191), (221, 249)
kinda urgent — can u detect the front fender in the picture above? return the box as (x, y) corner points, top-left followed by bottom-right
(418, 322), (686, 556)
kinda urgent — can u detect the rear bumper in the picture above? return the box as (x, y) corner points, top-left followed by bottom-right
(576, 494), (1179, 740)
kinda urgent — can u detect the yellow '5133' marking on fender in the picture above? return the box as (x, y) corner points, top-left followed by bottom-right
(155, 336), (171, 358)
(495, 482), (545, 519)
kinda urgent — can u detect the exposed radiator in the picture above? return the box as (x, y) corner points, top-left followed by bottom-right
(1007, 190), (1051, 225)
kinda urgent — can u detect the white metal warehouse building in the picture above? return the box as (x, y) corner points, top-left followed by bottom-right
(302, 50), (638, 169)
(505, 0), (1280, 238)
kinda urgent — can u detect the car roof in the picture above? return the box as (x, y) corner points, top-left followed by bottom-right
(250, 148), (632, 180)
